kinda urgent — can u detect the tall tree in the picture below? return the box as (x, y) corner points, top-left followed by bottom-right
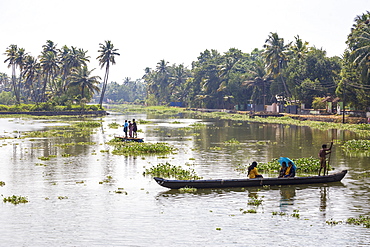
(97, 40), (120, 107)
(68, 66), (101, 102)
(263, 32), (291, 99)
(40, 50), (59, 100)
(4, 45), (22, 103)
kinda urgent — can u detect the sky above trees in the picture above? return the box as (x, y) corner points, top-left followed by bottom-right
(0, 0), (369, 83)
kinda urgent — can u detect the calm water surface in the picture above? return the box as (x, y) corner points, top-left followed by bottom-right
(0, 112), (369, 247)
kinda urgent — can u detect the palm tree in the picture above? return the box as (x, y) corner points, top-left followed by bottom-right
(40, 50), (59, 100)
(97, 40), (120, 107)
(23, 55), (41, 102)
(263, 32), (291, 99)
(59, 46), (90, 93)
(348, 12), (370, 81)
(290, 35), (310, 61)
(15, 48), (28, 101)
(4, 45), (19, 102)
(68, 66), (101, 102)
(243, 58), (271, 105)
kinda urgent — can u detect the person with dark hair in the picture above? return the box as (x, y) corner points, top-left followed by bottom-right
(132, 119), (137, 138)
(318, 141), (333, 176)
(128, 121), (133, 138)
(123, 120), (128, 138)
(248, 161), (263, 179)
(278, 161), (287, 178)
(284, 161), (296, 177)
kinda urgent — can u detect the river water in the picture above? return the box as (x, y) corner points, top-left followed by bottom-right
(0, 112), (369, 247)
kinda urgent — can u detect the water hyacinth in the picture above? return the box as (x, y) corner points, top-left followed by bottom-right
(342, 139), (370, 152)
(107, 138), (175, 155)
(144, 162), (202, 180)
(3, 195), (29, 204)
(236, 157), (323, 175)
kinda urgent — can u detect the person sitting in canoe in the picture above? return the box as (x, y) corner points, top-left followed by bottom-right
(278, 157), (296, 178)
(284, 161), (296, 177)
(248, 161), (263, 179)
(278, 161), (287, 178)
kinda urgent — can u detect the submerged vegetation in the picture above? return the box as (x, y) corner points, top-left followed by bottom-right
(144, 162), (202, 180)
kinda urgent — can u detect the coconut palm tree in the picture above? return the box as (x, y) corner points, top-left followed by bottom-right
(23, 55), (41, 102)
(40, 50), (59, 100)
(96, 40), (120, 107)
(4, 44), (20, 103)
(59, 46), (90, 93)
(263, 32), (291, 99)
(290, 35), (310, 61)
(68, 66), (101, 102)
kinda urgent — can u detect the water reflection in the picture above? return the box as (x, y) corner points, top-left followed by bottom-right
(279, 186), (296, 211)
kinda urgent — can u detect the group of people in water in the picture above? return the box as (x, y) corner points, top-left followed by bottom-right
(123, 119), (138, 138)
(247, 141), (333, 179)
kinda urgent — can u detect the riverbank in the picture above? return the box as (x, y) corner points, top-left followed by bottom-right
(0, 110), (107, 116)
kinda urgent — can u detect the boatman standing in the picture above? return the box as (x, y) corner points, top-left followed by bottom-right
(318, 141), (333, 176)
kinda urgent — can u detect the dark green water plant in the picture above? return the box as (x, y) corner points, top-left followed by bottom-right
(108, 138), (175, 155)
(3, 195), (29, 204)
(144, 162), (202, 180)
(347, 215), (370, 228)
(342, 139), (370, 156)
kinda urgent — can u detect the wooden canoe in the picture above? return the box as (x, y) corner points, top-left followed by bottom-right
(154, 170), (347, 189)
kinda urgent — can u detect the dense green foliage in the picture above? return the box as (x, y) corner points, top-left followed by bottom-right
(140, 12), (369, 110)
(144, 162), (202, 180)
(1, 40), (119, 107)
(107, 138), (175, 155)
(2, 12), (369, 110)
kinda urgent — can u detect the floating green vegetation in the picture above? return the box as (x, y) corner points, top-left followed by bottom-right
(171, 121), (181, 124)
(0, 181), (5, 186)
(342, 139), (370, 156)
(144, 162), (202, 180)
(326, 219), (343, 226)
(99, 175), (113, 184)
(38, 156), (51, 161)
(61, 153), (71, 157)
(291, 209), (300, 218)
(35, 163), (47, 166)
(272, 211), (287, 216)
(236, 157), (323, 175)
(210, 146), (222, 150)
(58, 196), (68, 200)
(137, 119), (152, 124)
(113, 188), (128, 194)
(74, 121), (102, 128)
(107, 138), (175, 155)
(347, 215), (370, 228)
(247, 197), (263, 206)
(189, 122), (206, 128)
(224, 138), (240, 145)
(3, 195), (29, 204)
(179, 187), (198, 193)
(241, 209), (257, 214)
(108, 122), (121, 129)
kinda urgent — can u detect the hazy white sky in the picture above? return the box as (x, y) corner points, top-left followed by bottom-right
(0, 0), (369, 83)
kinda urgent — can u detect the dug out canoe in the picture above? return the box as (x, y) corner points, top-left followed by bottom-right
(154, 170), (347, 189)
